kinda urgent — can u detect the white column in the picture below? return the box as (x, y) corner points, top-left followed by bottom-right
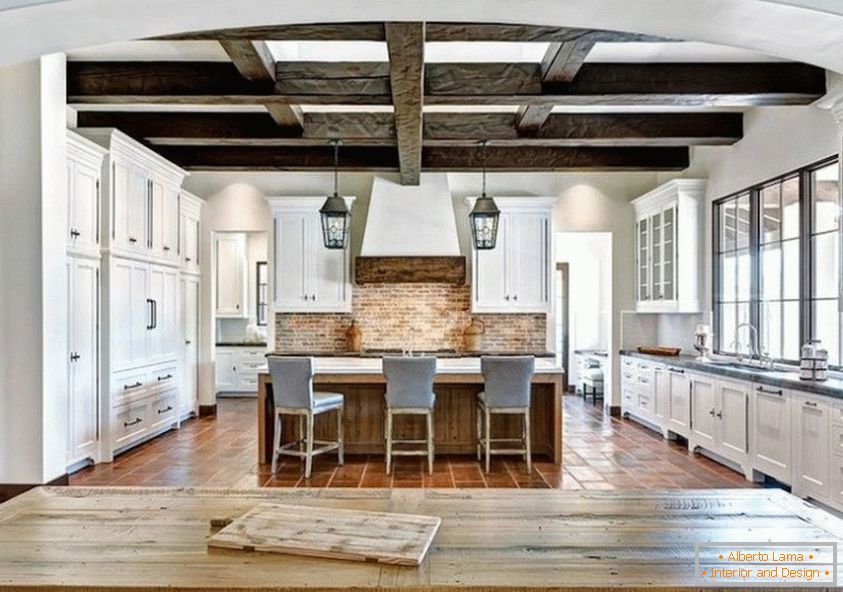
(0, 54), (68, 485)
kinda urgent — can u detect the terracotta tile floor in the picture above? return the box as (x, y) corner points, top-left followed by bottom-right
(70, 394), (759, 490)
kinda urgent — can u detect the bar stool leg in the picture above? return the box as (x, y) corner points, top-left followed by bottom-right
(271, 412), (282, 474)
(298, 415), (305, 451)
(524, 409), (532, 474)
(425, 409), (434, 475)
(304, 412), (314, 479)
(385, 410), (393, 475)
(475, 402), (482, 461)
(337, 406), (345, 465)
(484, 407), (491, 474)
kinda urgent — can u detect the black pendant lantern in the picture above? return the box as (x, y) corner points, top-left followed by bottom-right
(320, 139), (351, 249)
(469, 140), (500, 250)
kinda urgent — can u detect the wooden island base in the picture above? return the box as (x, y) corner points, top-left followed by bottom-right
(1, 487), (841, 591)
(258, 372), (565, 465)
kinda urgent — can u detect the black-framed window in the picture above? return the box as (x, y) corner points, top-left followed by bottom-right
(256, 261), (268, 326)
(713, 156), (841, 365)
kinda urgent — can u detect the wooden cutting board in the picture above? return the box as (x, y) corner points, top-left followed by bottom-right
(207, 502), (441, 566)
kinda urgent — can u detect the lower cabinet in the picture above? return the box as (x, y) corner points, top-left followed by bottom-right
(751, 384), (792, 483)
(792, 392), (831, 500)
(666, 366), (691, 438)
(215, 346), (268, 395)
(690, 375), (749, 472)
(111, 361), (181, 453)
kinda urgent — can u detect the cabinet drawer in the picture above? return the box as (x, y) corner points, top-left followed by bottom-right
(238, 349), (267, 364)
(149, 390), (178, 431)
(638, 392), (653, 415)
(114, 402), (148, 449)
(112, 370), (147, 404)
(622, 357), (636, 370)
(239, 360), (268, 373)
(149, 365), (178, 392)
(237, 373), (260, 390)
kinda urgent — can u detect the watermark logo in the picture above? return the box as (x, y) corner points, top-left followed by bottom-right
(695, 542), (837, 587)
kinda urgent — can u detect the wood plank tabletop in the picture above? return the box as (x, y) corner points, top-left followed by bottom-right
(0, 486), (841, 591)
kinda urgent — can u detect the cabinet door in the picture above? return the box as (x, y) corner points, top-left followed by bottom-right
(111, 160), (131, 249)
(309, 213), (349, 309)
(637, 374), (654, 418)
(68, 258), (99, 464)
(68, 161), (100, 253)
(718, 380), (748, 460)
(181, 276), (200, 413)
(111, 259), (149, 371)
(147, 265), (166, 361)
(667, 369), (690, 435)
(149, 178), (165, 258)
(636, 217), (650, 301)
(690, 376), (717, 449)
(126, 169), (148, 252)
(215, 234), (246, 317)
(162, 186), (180, 262)
(507, 213), (547, 310)
(793, 395), (830, 499)
(181, 211), (200, 270)
(653, 367), (670, 428)
(661, 205), (677, 301)
(215, 350), (237, 392)
(650, 211), (663, 300)
(752, 386), (791, 482)
(274, 214), (309, 310)
(473, 213), (510, 310)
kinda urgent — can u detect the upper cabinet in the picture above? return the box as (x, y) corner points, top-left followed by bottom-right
(632, 179), (705, 313)
(66, 131), (107, 258)
(179, 191), (202, 274)
(215, 233), (248, 318)
(269, 197), (354, 313)
(79, 128), (187, 266)
(468, 197), (554, 314)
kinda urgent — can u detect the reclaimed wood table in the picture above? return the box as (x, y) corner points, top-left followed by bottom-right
(1, 487), (842, 590)
(257, 356), (566, 465)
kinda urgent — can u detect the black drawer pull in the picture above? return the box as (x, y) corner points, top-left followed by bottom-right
(668, 367), (685, 374)
(185, 257), (192, 262)
(128, 237), (137, 244)
(157, 405), (173, 415)
(157, 374), (173, 381)
(123, 417), (142, 427)
(805, 401), (819, 408)
(163, 245), (170, 251)
(123, 381), (142, 390)
(756, 386), (783, 396)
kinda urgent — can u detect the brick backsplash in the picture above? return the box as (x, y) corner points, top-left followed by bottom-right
(274, 283), (547, 353)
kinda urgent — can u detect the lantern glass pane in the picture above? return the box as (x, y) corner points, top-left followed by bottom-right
(471, 212), (499, 250)
(321, 211), (350, 249)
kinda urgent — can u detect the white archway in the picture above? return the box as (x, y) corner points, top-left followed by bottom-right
(2, 0), (843, 73)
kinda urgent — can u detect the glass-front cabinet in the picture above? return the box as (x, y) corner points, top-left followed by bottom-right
(633, 180), (705, 312)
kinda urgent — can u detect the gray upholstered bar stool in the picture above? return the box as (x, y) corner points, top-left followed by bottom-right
(268, 356), (344, 479)
(383, 356), (437, 475)
(476, 356), (535, 474)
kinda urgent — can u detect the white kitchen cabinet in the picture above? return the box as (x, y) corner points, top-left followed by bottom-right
(181, 275), (200, 418)
(67, 131), (106, 258)
(468, 197), (554, 314)
(751, 384), (792, 483)
(215, 233), (247, 317)
(666, 366), (691, 437)
(635, 362), (656, 420)
(111, 258), (150, 372)
(653, 366), (670, 433)
(792, 392), (831, 500)
(690, 374), (718, 450)
(632, 179), (705, 312)
(690, 376), (749, 470)
(269, 197), (354, 313)
(215, 349), (238, 392)
(180, 191), (202, 274)
(620, 356), (638, 416)
(150, 179), (180, 263)
(67, 257), (100, 466)
(147, 264), (179, 363)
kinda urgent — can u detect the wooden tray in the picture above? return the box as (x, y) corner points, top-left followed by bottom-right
(637, 346), (681, 356)
(207, 502), (441, 566)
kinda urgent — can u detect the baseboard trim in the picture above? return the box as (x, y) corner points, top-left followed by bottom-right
(199, 404), (217, 417)
(0, 473), (69, 504)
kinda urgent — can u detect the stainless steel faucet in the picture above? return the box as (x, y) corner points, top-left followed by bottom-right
(732, 322), (773, 369)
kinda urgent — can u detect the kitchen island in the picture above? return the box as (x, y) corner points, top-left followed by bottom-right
(258, 357), (565, 464)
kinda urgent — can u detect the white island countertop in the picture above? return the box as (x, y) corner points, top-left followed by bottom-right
(262, 356), (564, 375)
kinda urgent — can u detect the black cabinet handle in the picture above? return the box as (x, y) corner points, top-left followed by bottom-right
(757, 386), (783, 396)
(513, 295), (518, 301)
(70, 352), (80, 362)
(668, 367), (685, 374)
(157, 405), (173, 415)
(163, 245), (170, 251)
(70, 229), (80, 238)
(504, 295), (510, 301)
(185, 340), (192, 345)
(805, 400), (819, 408)
(708, 408), (715, 416)
(146, 299), (154, 329)
(716, 410), (723, 419)
(185, 257), (192, 262)
(128, 237), (138, 244)
(123, 381), (142, 390)
(123, 417), (143, 428)
(157, 374), (173, 381)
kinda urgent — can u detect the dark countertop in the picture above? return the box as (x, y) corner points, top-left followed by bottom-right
(271, 350), (557, 359)
(574, 349), (608, 357)
(216, 342), (268, 348)
(621, 350), (843, 401)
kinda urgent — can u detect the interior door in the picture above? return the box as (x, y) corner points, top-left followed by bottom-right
(182, 276), (200, 414)
(473, 212), (509, 309)
(68, 258), (99, 463)
(690, 376), (717, 449)
(274, 214), (309, 309)
(508, 213), (547, 310)
(718, 381), (748, 458)
(310, 212), (348, 309)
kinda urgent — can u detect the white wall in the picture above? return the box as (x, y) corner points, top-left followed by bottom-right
(0, 54), (68, 484)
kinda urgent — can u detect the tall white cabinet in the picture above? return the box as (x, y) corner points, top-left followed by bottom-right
(215, 233), (248, 317)
(632, 180), (705, 312)
(81, 128), (193, 458)
(269, 197), (355, 313)
(66, 131), (108, 467)
(467, 197), (554, 314)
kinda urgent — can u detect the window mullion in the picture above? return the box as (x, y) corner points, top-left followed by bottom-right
(749, 186), (761, 357)
(800, 170), (813, 345)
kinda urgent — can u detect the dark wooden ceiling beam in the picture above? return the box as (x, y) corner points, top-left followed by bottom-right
(385, 22), (425, 185)
(76, 110), (743, 146)
(151, 144), (689, 171)
(68, 61), (825, 107)
(153, 22), (666, 43)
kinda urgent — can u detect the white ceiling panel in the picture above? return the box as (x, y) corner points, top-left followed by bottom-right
(67, 40), (227, 61)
